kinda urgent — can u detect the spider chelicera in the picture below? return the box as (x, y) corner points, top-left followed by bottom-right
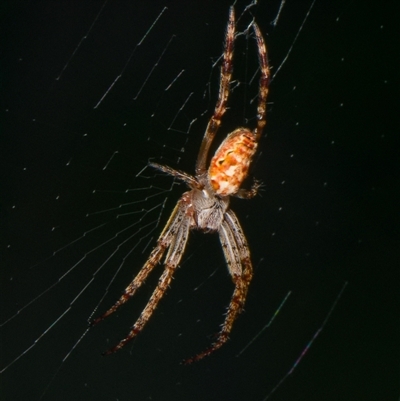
(92, 7), (270, 364)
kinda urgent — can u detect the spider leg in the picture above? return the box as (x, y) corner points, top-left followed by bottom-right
(184, 209), (252, 364)
(92, 199), (189, 326)
(252, 22), (270, 141)
(149, 162), (200, 189)
(234, 178), (263, 199)
(103, 203), (191, 355)
(195, 7), (235, 176)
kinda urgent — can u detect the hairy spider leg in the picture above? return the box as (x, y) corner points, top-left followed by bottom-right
(231, 22), (269, 199)
(195, 7), (235, 177)
(92, 200), (188, 327)
(184, 21), (269, 363)
(183, 209), (253, 363)
(252, 23), (270, 141)
(148, 162), (200, 189)
(103, 200), (191, 354)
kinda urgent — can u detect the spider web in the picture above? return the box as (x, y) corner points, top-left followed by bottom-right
(1, 1), (397, 400)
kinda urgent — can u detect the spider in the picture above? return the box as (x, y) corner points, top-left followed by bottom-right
(92, 7), (270, 364)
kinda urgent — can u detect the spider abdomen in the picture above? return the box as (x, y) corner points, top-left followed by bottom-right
(208, 128), (257, 196)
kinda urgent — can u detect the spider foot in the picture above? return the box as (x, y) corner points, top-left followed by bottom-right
(250, 178), (264, 196)
(91, 294), (133, 327)
(102, 347), (118, 357)
(234, 178), (263, 199)
(181, 333), (229, 365)
(90, 316), (103, 327)
(181, 347), (214, 365)
(90, 309), (114, 327)
(102, 328), (140, 356)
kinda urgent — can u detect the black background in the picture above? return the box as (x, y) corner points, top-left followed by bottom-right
(1, 1), (398, 400)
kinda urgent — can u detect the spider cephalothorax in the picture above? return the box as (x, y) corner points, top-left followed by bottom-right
(92, 7), (270, 363)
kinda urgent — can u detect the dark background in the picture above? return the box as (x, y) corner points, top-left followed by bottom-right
(1, 1), (398, 400)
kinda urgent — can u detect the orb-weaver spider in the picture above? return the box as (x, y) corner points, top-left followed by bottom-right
(93, 7), (270, 364)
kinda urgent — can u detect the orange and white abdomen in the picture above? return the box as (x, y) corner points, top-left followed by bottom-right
(208, 128), (257, 196)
